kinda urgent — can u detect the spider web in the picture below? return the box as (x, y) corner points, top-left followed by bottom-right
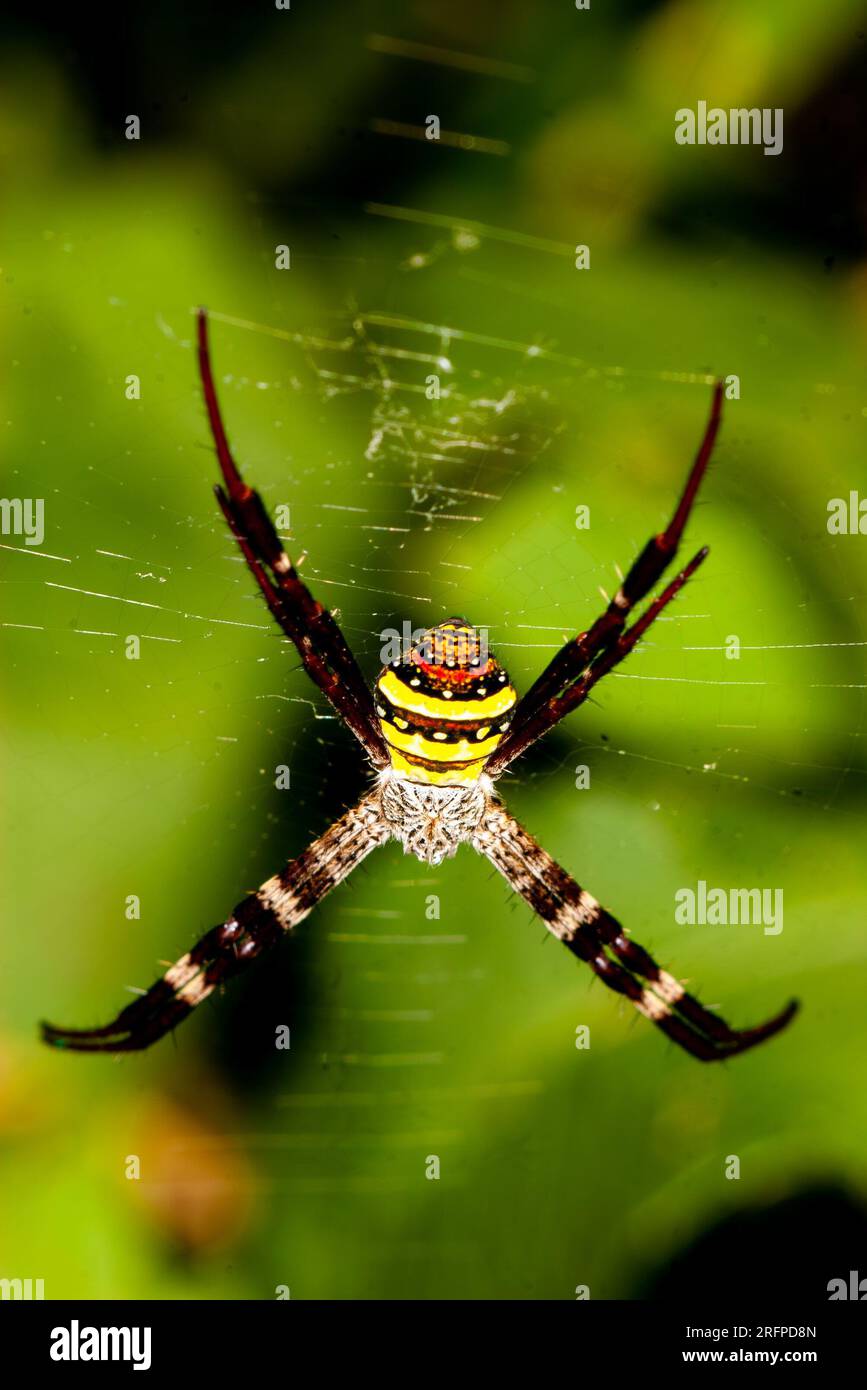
(6, 250), (865, 1018)
(6, 18), (864, 911)
(5, 228), (866, 855)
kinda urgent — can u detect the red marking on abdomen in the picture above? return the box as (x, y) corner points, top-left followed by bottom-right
(413, 657), (492, 685)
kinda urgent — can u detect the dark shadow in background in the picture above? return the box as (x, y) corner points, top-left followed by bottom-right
(635, 1183), (867, 1301)
(2, 1), (866, 260)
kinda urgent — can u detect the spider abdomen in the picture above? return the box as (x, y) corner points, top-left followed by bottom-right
(375, 619), (516, 786)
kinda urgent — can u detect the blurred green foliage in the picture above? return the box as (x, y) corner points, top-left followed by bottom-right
(2, 1), (866, 1299)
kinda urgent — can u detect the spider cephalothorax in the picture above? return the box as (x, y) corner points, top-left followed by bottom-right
(40, 311), (798, 1062)
(379, 773), (489, 866)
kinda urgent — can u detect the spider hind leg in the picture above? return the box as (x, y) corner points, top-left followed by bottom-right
(472, 797), (798, 1063)
(42, 791), (389, 1053)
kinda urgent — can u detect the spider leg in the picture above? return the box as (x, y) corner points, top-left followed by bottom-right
(41, 792), (389, 1053)
(486, 384), (722, 776)
(472, 798), (797, 1062)
(500, 543), (709, 746)
(197, 308), (389, 768)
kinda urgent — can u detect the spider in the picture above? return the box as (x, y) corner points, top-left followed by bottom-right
(41, 310), (798, 1061)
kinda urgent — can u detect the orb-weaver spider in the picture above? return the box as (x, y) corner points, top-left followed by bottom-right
(41, 311), (797, 1061)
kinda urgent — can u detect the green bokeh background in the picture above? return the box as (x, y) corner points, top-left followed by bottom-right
(2, 1), (867, 1299)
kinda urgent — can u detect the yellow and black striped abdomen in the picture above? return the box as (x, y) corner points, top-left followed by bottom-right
(375, 620), (516, 785)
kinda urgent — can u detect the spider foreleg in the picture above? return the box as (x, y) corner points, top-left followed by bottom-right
(487, 384), (723, 775)
(486, 545), (708, 774)
(197, 309), (389, 768)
